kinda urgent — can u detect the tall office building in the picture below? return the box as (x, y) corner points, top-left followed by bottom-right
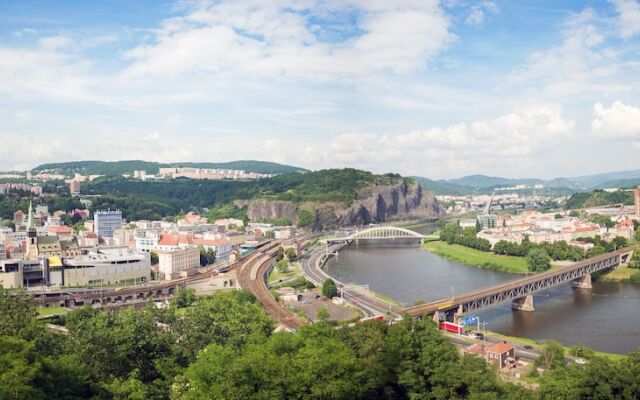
(94, 210), (123, 238)
(69, 179), (80, 195)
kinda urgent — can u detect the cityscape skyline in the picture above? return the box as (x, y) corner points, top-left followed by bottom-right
(1, 0), (639, 179)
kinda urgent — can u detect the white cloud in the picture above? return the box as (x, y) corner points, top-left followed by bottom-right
(610, 0), (640, 38)
(144, 131), (161, 141)
(121, 0), (453, 82)
(504, 9), (630, 100)
(465, 1), (498, 25)
(592, 101), (640, 140)
(38, 35), (75, 51)
(299, 105), (574, 176)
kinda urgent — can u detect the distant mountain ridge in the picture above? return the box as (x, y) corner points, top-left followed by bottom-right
(413, 169), (640, 195)
(33, 160), (309, 176)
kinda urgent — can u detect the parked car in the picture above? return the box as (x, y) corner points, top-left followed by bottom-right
(523, 344), (534, 350)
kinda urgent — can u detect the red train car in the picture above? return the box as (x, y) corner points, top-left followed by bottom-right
(439, 321), (464, 334)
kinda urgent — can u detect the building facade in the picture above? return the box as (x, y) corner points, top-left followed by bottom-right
(157, 247), (200, 280)
(94, 210), (123, 238)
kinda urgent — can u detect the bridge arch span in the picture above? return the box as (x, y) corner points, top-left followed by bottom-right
(322, 226), (426, 243)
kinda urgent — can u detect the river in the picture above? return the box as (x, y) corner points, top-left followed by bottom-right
(324, 241), (640, 354)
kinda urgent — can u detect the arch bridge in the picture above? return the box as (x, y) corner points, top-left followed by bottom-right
(321, 226), (426, 244)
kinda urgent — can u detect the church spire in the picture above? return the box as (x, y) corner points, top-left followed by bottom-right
(27, 198), (35, 231)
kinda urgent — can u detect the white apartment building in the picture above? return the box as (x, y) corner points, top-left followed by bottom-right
(94, 210), (123, 238)
(158, 247), (200, 280)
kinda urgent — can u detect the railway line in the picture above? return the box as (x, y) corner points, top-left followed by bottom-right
(31, 240), (279, 307)
(237, 240), (306, 330)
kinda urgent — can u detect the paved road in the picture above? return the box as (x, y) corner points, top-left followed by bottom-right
(300, 244), (401, 319)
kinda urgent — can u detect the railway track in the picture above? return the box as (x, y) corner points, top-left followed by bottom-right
(31, 240), (279, 305)
(237, 242), (306, 330)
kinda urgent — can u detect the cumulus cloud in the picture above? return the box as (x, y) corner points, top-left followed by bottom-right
(504, 8), (631, 100)
(592, 101), (640, 140)
(121, 0), (453, 82)
(38, 35), (75, 51)
(302, 105), (574, 175)
(610, 0), (640, 38)
(465, 1), (499, 25)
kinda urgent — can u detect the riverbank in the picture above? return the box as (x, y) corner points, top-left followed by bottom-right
(598, 265), (640, 283)
(473, 329), (628, 361)
(423, 241), (529, 274)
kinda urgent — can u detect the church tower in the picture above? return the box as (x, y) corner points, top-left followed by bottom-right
(25, 199), (38, 260)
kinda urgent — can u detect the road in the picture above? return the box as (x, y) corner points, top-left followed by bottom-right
(300, 244), (401, 319)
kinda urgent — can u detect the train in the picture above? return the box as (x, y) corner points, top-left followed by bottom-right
(439, 321), (465, 334)
(358, 315), (385, 323)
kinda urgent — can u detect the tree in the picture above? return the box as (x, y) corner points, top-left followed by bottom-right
(275, 259), (289, 274)
(174, 288), (196, 308)
(297, 209), (315, 228)
(316, 307), (330, 322)
(535, 341), (565, 370)
(0, 336), (47, 400)
(73, 221), (86, 233)
(197, 246), (216, 266)
(275, 246), (284, 261)
(285, 247), (297, 262)
(150, 251), (159, 265)
(322, 278), (338, 298)
(0, 288), (39, 339)
(526, 248), (551, 273)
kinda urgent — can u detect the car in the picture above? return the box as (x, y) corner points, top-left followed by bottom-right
(575, 358), (587, 365)
(523, 344), (534, 350)
(301, 300), (312, 304)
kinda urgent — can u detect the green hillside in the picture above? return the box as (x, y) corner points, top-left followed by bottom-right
(83, 169), (407, 218)
(33, 160), (308, 176)
(565, 190), (634, 209)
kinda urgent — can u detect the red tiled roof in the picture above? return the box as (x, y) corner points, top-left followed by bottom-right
(49, 226), (72, 234)
(487, 341), (513, 354)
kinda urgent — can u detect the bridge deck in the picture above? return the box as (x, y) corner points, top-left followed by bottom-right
(404, 247), (634, 317)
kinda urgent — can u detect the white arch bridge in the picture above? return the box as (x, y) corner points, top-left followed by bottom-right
(321, 226), (427, 244)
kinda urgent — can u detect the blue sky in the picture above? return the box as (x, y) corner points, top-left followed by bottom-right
(0, 0), (639, 179)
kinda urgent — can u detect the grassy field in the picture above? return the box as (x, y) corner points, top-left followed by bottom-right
(268, 262), (301, 283)
(599, 265), (638, 282)
(423, 241), (529, 274)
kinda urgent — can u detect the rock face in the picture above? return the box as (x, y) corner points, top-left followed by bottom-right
(237, 181), (442, 227)
(235, 199), (299, 224)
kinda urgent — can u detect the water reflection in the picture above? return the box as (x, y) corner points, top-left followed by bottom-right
(325, 241), (640, 354)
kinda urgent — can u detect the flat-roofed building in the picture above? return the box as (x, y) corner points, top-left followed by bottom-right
(53, 248), (151, 286)
(94, 210), (123, 238)
(157, 247), (200, 280)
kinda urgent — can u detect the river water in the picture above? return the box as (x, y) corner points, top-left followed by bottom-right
(325, 241), (640, 354)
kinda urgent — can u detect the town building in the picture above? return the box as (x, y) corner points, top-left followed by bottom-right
(52, 248), (151, 286)
(94, 210), (123, 238)
(69, 179), (80, 195)
(463, 341), (516, 369)
(157, 247), (200, 280)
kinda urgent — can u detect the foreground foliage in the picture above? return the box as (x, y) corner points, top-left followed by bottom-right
(1, 287), (640, 399)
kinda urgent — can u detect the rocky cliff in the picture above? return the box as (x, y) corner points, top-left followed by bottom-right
(236, 181), (442, 227)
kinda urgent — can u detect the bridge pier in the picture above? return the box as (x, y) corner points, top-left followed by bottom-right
(572, 274), (592, 289)
(512, 295), (535, 312)
(432, 310), (441, 323)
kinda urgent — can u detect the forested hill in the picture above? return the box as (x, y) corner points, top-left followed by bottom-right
(565, 189), (635, 209)
(83, 169), (409, 218)
(33, 160), (308, 176)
